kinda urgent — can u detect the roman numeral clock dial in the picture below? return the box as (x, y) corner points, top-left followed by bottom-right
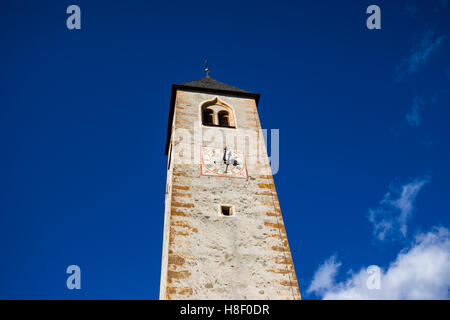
(201, 146), (247, 179)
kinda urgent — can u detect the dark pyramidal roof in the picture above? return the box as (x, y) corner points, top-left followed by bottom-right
(180, 76), (251, 94)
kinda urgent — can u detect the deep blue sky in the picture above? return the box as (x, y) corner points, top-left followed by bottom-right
(1, 1), (449, 299)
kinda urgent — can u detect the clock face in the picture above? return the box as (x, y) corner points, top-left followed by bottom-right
(201, 146), (247, 179)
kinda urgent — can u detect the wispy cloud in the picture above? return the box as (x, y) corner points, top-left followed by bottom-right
(307, 227), (450, 299)
(368, 176), (430, 241)
(406, 96), (437, 127)
(406, 97), (426, 127)
(395, 29), (446, 81)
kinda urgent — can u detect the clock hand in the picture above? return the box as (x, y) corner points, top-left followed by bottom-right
(223, 147), (227, 164)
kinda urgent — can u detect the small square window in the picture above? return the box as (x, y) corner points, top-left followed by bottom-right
(220, 205), (233, 216)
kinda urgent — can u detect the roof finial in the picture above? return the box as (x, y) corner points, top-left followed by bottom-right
(204, 59), (210, 78)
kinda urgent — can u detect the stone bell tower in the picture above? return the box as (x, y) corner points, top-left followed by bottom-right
(159, 72), (301, 300)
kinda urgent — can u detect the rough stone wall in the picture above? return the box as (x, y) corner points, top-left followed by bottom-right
(159, 90), (301, 300)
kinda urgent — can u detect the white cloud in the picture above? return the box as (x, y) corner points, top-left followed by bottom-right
(307, 227), (450, 299)
(368, 176), (430, 241)
(306, 255), (341, 296)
